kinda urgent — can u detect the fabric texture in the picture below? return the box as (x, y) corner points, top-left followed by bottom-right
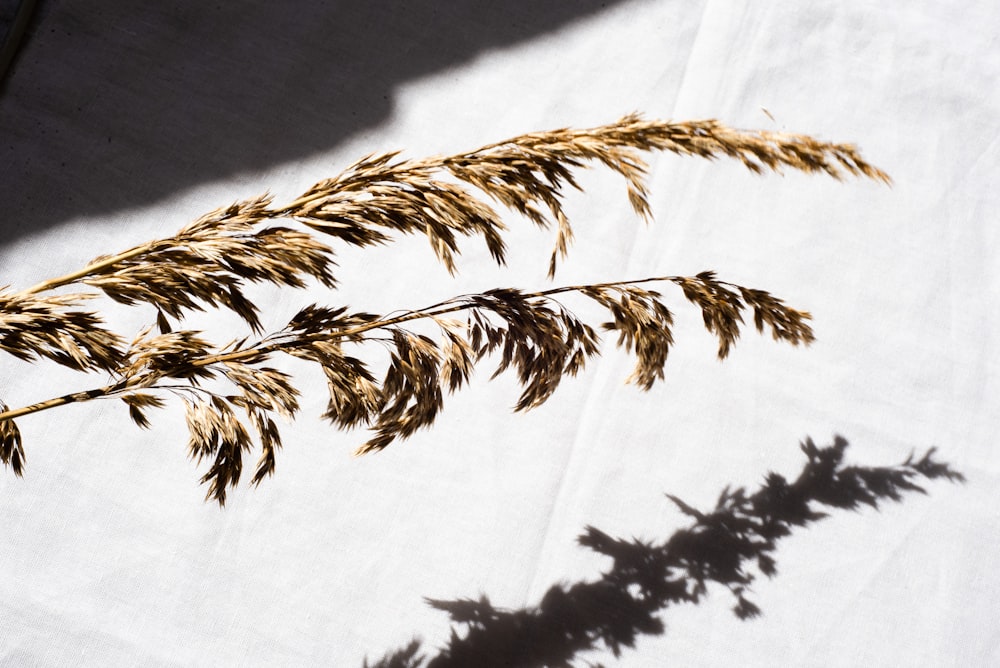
(0, 2), (996, 665)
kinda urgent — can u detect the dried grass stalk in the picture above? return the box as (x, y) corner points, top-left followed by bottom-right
(0, 116), (887, 504)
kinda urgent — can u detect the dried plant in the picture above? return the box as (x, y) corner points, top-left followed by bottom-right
(0, 115), (888, 503)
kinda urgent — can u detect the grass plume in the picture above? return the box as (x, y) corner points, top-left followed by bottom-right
(0, 115), (888, 504)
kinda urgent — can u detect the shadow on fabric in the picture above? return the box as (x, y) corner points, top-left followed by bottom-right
(0, 0), (629, 243)
(363, 436), (962, 668)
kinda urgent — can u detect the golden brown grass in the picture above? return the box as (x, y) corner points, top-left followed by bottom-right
(0, 115), (888, 503)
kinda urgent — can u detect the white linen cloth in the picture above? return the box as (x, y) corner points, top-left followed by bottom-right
(0, 2), (996, 665)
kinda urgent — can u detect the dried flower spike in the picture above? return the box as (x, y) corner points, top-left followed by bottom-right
(0, 116), (888, 503)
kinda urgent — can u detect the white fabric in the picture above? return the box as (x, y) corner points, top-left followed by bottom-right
(1, 1), (997, 665)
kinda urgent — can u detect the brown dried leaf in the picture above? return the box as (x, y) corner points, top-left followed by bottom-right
(0, 405), (24, 477)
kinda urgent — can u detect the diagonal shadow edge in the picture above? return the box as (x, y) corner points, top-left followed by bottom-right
(363, 436), (963, 667)
(0, 0), (633, 244)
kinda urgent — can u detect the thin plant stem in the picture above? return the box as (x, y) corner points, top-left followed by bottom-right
(21, 246), (153, 295)
(0, 275), (696, 423)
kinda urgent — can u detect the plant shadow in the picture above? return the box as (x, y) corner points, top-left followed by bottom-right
(0, 0), (628, 244)
(364, 436), (962, 667)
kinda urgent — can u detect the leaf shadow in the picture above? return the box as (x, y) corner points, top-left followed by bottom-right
(0, 0), (630, 244)
(364, 436), (963, 667)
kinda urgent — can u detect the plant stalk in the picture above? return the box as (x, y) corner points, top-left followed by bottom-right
(0, 274), (695, 424)
(21, 245), (154, 295)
